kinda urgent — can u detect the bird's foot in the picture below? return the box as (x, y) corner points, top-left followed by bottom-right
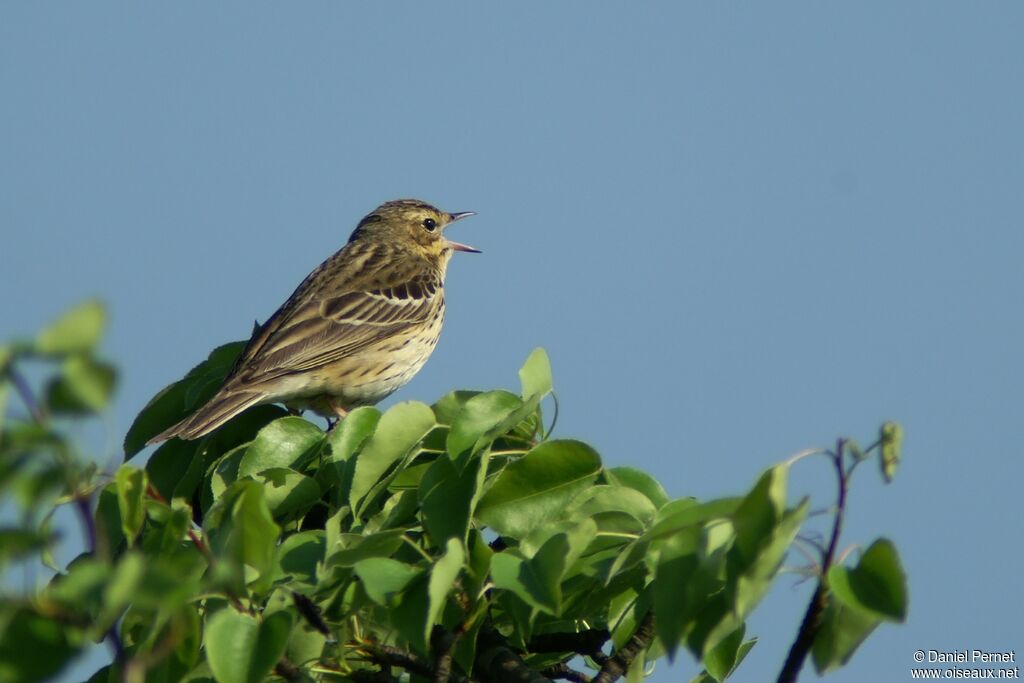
(325, 399), (348, 433)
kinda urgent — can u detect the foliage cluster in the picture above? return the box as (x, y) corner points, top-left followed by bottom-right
(0, 302), (907, 683)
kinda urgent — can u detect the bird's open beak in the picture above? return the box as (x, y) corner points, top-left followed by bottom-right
(446, 211), (481, 253)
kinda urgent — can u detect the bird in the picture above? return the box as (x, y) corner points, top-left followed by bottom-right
(148, 199), (479, 444)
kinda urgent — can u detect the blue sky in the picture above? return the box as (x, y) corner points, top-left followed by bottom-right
(3, 3), (1022, 682)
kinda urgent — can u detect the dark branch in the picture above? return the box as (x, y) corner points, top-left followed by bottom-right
(592, 612), (654, 683)
(541, 662), (592, 683)
(364, 643), (437, 680)
(476, 626), (550, 683)
(274, 658), (302, 681)
(432, 626), (457, 683)
(776, 439), (849, 683)
(292, 591), (331, 637)
(8, 364), (48, 425)
(70, 488), (128, 674)
(528, 629), (609, 656)
(73, 496), (97, 556)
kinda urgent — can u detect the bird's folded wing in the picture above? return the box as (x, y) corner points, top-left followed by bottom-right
(237, 277), (441, 380)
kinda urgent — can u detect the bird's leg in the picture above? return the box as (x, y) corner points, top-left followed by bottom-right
(324, 398), (349, 433)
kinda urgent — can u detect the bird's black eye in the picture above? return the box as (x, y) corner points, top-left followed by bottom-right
(422, 217), (437, 231)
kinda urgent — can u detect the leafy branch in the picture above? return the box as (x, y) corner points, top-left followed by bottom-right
(778, 428), (906, 682)
(0, 300), (907, 683)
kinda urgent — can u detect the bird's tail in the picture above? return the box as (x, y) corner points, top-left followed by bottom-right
(147, 389), (265, 445)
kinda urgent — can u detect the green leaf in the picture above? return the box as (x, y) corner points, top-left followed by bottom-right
(98, 552), (147, 631)
(827, 538), (907, 622)
(35, 299), (106, 355)
(463, 530), (494, 606)
(387, 539), (465, 654)
(44, 559), (109, 615)
(647, 498), (740, 543)
(687, 468), (805, 659)
(205, 480), (281, 582)
(278, 531), (325, 586)
(46, 354), (117, 414)
(142, 499), (195, 557)
(209, 444), (248, 501)
(353, 558), (422, 605)
(238, 417), (324, 478)
(731, 500), (808, 620)
(879, 422), (903, 483)
(0, 528), (57, 564)
(493, 535), (567, 615)
(419, 453), (484, 545)
(519, 517), (598, 564)
(732, 466), (788, 562)
(181, 660), (216, 682)
(182, 406), (289, 501)
(204, 609), (293, 683)
(326, 529), (405, 567)
(811, 595), (880, 674)
(255, 468), (321, 521)
(325, 407), (380, 464)
(146, 438), (200, 500)
(389, 461), (433, 490)
(123, 341), (246, 458)
(446, 390), (524, 462)
(131, 551), (206, 613)
(702, 625), (745, 681)
(626, 649), (646, 683)
(170, 605), (203, 679)
(566, 485), (658, 527)
(115, 465), (147, 546)
(431, 390), (481, 425)
(652, 528), (702, 656)
(690, 637), (756, 683)
(846, 438), (866, 461)
(350, 401), (435, 518)
(94, 484), (125, 558)
(319, 407), (379, 503)
(426, 538), (465, 635)
(0, 607), (79, 681)
(605, 467), (671, 509)
(285, 617), (328, 672)
(475, 439), (603, 538)
(518, 347), (553, 399)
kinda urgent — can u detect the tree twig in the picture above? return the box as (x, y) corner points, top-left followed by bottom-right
(541, 662), (592, 683)
(475, 626), (549, 683)
(362, 643), (436, 680)
(71, 488), (126, 674)
(432, 626), (457, 683)
(292, 591), (331, 637)
(11, 360), (129, 676)
(592, 612), (655, 683)
(145, 485), (210, 555)
(776, 439), (849, 683)
(145, 484), (248, 613)
(274, 658), (302, 681)
(8, 364), (48, 425)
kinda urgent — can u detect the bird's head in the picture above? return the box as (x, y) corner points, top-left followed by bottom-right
(349, 199), (479, 261)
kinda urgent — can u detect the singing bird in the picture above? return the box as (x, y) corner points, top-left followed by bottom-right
(148, 199), (478, 444)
